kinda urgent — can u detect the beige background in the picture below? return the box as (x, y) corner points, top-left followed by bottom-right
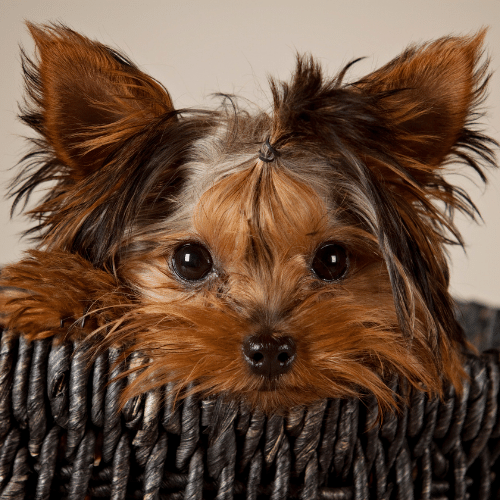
(1, 1), (499, 306)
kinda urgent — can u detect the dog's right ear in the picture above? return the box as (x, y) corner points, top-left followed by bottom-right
(23, 23), (175, 177)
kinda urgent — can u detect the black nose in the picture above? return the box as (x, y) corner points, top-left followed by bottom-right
(242, 335), (296, 379)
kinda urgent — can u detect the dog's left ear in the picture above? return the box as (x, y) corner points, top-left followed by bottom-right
(358, 30), (488, 168)
(24, 23), (175, 178)
(15, 24), (182, 266)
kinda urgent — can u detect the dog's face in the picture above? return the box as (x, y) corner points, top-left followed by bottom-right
(3, 24), (496, 413)
(120, 148), (406, 411)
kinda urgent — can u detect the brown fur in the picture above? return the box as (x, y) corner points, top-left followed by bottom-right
(1, 24), (497, 414)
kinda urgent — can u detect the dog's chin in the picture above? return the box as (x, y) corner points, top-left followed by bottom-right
(256, 386), (279, 393)
(232, 377), (337, 413)
(241, 390), (325, 414)
(253, 377), (283, 392)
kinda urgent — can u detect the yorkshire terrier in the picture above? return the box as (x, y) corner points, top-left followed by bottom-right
(0, 24), (497, 414)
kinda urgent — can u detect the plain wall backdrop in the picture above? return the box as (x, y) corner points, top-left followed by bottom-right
(1, 0), (500, 306)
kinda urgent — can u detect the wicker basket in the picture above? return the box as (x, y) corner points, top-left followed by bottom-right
(0, 301), (499, 500)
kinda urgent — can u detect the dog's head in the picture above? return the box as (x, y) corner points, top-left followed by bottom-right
(13, 24), (496, 412)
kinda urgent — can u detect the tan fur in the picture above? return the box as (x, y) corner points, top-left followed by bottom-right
(119, 165), (461, 412)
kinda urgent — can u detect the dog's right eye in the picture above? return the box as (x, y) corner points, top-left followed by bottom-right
(173, 243), (213, 281)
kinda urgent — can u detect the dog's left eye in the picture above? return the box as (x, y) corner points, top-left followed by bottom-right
(173, 243), (213, 281)
(311, 243), (349, 281)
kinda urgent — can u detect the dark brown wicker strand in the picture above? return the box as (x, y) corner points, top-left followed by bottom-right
(0, 301), (500, 499)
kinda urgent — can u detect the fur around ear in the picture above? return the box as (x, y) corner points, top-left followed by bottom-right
(11, 23), (210, 267)
(354, 31), (497, 346)
(23, 22), (175, 176)
(358, 30), (490, 168)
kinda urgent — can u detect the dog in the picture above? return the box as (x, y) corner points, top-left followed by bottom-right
(0, 24), (496, 414)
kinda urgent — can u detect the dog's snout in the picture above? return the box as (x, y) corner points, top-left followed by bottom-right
(242, 335), (296, 378)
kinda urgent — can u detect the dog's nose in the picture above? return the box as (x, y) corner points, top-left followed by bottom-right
(242, 335), (296, 378)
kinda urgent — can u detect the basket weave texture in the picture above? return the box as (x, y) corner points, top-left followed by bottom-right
(0, 301), (499, 500)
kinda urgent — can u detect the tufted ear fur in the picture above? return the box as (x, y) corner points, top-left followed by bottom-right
(357, 30), (489, 169)
(353, 31), (495, 342)
(23, 23), (175, 177)
(13, 24), (202, 267)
